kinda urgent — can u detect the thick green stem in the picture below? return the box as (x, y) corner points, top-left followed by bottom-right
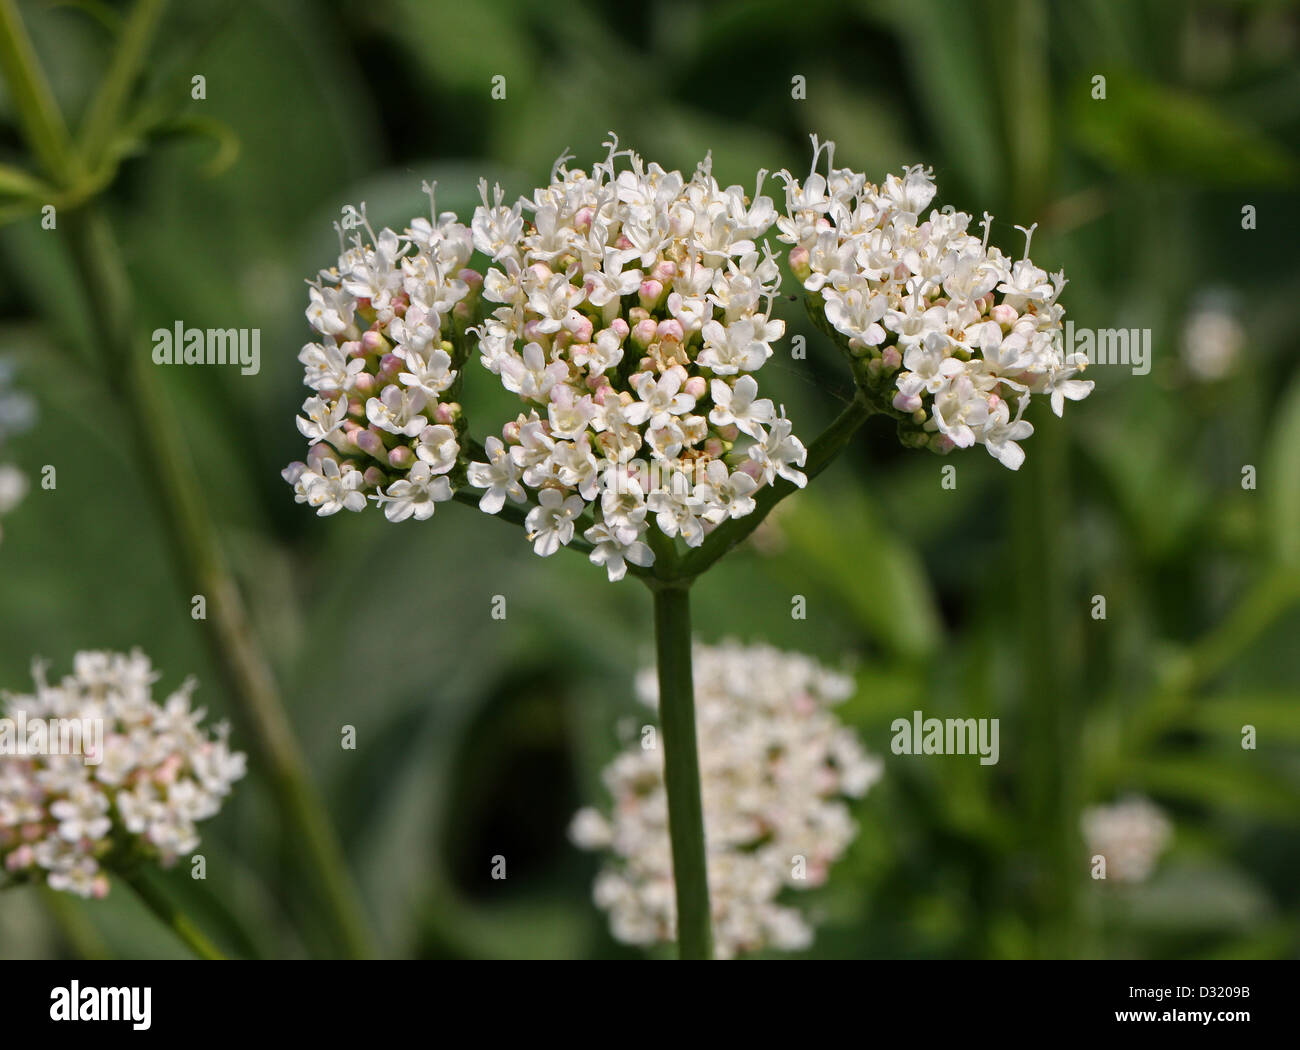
(651, 582), (713, 959)
(124, 872), (225, 960)
(63, 209), (374, 959)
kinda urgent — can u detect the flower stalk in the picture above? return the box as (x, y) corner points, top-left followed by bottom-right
(648, 578), (713, 960)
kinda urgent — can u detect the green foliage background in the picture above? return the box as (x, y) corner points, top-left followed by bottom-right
(1, 0), (1298, 959)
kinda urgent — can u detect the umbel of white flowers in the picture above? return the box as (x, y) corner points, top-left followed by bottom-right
(778, 136), (1091, 469)
(284, 135), (1089, 579)
(570, 641), (882, 958)
(0, 650), (246, 898)
(1081, 795), (1172, 884)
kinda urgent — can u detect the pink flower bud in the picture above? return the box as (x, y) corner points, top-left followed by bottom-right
(529, 262), (553, 284)
(893, 390), (923, 414)
(565, 312), (594, 342)
(657, 319), (684, 344)
(881, 347), (902, 371)
(789, 246), (811, 280)
(355, 428), (385, 458)
(718, 424), (739, 442)
(608, 317), (630, 341)
(459, 268), (484, 293)
(650, 259), (677, 283)
(522, 319), (546, 342)
(388, 445), (415, 470)
(991, 303), (1018, 328)
(363, 466), (388, 488)
(574, 206), (595, 232)
(352, 373), (377, 397)
(361, 330), (384, 353)
(632, 318), (658, 348)
(684, 376), (707, 399)
(704, 438), (725, 458)
(639, 280), (664, 311)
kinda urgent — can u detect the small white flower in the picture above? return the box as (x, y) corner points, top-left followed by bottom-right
(467, 436), (525, 513)
(708, 375), (775, 438)
(748, 414), (808, 488)
(525, 488), (586, 556)
(303, 459), (367, 515)
(583, 520), (654, 581)
(414, 423), (459, 474)
(296, 396), (348, 443)
(373, 461), (453, 522)
(366, 384), (429, 438)
(625, 367), (696, 430)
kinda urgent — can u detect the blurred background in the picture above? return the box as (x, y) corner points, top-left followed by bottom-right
(1, 0), (1298, 959)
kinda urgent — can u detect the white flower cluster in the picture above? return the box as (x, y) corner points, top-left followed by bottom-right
(282, 189), (481, 521)
(1081, 795), (1172, 884)
(1181, 291), (1243, 383)
(571, 641), (882, 957)
(0, 650), (246, 898)
(0, 358), (35, 545)
(467, 136), (807, 581)
(778, 137), (1092, 469)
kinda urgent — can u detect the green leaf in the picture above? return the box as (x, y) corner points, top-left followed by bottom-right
(1139, 755), (1300, 821)
(1265, 371), (1300, 567)
(1070, 71), (1297, 185)
(778, 485), (942, 659)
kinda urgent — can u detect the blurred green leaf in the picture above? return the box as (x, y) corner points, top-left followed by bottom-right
(1070, 71), (1297, 185)
(1265, 371), (1300, 567)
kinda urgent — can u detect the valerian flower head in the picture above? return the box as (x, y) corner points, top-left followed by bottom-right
(778, 136), (1091, 469)
(0, 650), (246, 898)
(570, 641), (882, 957)
(1081, 795), (1172, 884)
(283, 187), (480, 519)
(466, 135), (807, 580)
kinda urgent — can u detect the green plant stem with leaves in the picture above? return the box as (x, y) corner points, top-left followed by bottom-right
(0, 0), (373, 959)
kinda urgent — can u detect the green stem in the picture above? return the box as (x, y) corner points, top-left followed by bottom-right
(39, 885), (112, 959)
(650, 581), (713, 959)
(673, 393), (874, 580)
(63, 208), (375, 959)
(0, 0), (80, 182)
(123, 872), (225, 960)
(76, 0), (167, 168)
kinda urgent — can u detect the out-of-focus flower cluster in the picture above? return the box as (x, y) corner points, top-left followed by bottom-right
(283, 189), (482, 521)
(0, 650), (246, 898)
(570, 641), (882, 957)
(467, 136), (807, 581)
(1181, 289), (1243, 383)
(778, 137), (1092, 469)
(1082, 795), (1172, 884)
(0, 358), (35, 545)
